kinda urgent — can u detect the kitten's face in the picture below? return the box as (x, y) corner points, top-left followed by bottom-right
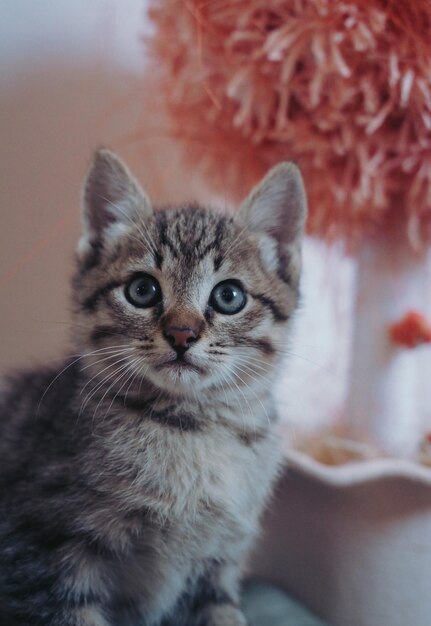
(73, 150), (306, 399)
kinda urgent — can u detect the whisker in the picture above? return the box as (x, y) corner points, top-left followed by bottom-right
(79, 352), (135, 397)
(36, 344), (133, 417)
(136, 211), (159, 256)
(224, 369), (252, 434)
(233, 361), (271, 386)
(223, 223), (249, 258)
(217, 369), (247, 436)
(80, 357), (134, 420)
(28, 318), (132, 340)
(80, 348), (134, 373)
(233, 354), (269, 374)
(102, 357), (143, 421)
(233, 363), (273, 397)
(233, 346), (338, 378)
(123, 358), (147, 407)
(231, 368), (271, 429)
(89, 359), (138, 426)
(274, 348), (342, 379)
(137, 363), (150, 399)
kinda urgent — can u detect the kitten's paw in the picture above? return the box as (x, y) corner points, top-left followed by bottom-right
(196, 603), (248, 626)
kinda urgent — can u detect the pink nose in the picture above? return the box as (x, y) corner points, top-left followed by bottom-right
(163, 326), (197, 350)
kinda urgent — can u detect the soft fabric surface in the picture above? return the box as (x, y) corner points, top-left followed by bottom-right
(242, 581), (329, 626)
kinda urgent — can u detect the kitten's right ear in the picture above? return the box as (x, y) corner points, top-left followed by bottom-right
(78, 149), (152, 260)
(237, 162), (307, 284)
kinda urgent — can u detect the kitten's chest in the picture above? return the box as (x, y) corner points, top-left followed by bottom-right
(104, 420), (281, 623)
(131, 423), (281, 530)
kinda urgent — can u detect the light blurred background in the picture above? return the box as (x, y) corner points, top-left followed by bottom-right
(0, 0), (354, 433)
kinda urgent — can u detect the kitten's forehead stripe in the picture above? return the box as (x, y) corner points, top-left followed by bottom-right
(156, 211), (179, 259)
(155, 207), (232, 267)
(154, 249), (163, 270)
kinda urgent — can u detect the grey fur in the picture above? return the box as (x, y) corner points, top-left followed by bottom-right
(0, 150), (307, 625)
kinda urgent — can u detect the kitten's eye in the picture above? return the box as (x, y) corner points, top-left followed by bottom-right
(210, 281), (246, 315)
(125, 274), (162, 308)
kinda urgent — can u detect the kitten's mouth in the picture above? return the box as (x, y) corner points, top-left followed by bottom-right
(156, 356), (206, 375)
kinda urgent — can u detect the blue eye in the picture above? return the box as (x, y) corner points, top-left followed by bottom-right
(210, 281), (246, 315)
(125, 274), (161, 308)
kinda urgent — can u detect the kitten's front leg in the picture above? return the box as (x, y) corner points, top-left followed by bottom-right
(192, 562), (248, 626)
(2, 556), (111, 626)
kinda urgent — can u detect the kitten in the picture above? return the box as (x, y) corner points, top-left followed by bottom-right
(0, 150), (306, 626)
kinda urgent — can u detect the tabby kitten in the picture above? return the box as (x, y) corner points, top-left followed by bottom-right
(0, 150), (306, 626)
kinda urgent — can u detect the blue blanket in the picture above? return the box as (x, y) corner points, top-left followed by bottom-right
(243, 581), (329, 626)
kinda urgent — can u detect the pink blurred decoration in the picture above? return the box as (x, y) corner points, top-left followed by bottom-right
(389, 310), (431, 349)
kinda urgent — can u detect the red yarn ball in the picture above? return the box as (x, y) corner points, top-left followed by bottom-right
(148, 0), (431, 248)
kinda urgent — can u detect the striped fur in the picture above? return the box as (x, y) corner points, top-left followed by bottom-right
(0, 150), (306, 625)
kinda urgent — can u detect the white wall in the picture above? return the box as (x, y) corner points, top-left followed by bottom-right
(0, 0), (146, 77)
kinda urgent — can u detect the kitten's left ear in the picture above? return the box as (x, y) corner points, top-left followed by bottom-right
(237, 162), (307, 282)
(78, 148), (152, 260)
